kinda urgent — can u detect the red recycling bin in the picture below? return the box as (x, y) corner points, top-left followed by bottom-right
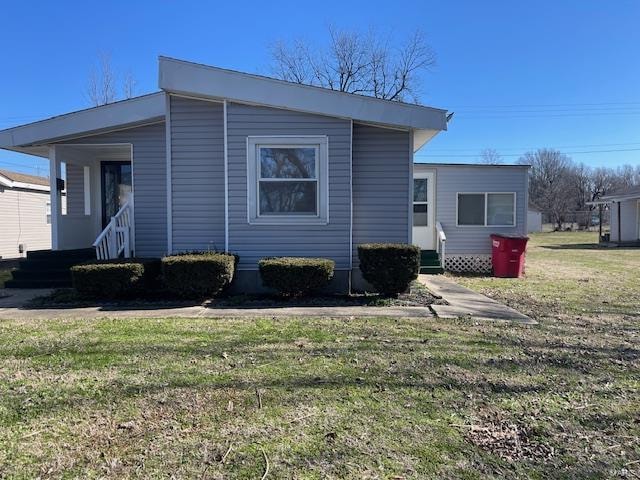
(490, 234), (529, 278)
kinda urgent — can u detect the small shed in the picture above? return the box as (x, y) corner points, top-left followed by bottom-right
(527, 204), (543, 233)
(589, 185), (640, 245)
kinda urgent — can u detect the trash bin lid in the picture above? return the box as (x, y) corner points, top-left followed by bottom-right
(490, 233), (530, 240)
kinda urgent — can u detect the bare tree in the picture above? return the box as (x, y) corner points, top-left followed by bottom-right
(86, 53), (139, 106)
(269, 26), (436, 102)
(122, 70), (137, 99)
(519, 149), (574, 230)
(478, 148), (503, 164)
(87, 52), (116, 106)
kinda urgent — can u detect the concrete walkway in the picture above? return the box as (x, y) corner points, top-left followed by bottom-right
(418, 275), (535, 324)
(0, 279), (533, 324)
(0, 288), (433, 320)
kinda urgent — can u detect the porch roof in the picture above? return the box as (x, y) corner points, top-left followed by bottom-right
(587, 185), (640, 204)
(0, 93), (165, 158)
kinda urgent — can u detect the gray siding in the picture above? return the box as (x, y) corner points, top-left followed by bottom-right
(352, 124), (411, 266)
(170, 96), (225, 251)
(421, 164), (528, 254)
(65, 164), (84, 215)
(227, 103), (351, 269)
(61, 122), (167, 257)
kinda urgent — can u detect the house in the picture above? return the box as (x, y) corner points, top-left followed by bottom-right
(527, 204), (543, 233)
(0, 56), (448, 291)
(412, 163), (529, 273)
(0, 169), (65, 259)
(589, 185), (640, 245)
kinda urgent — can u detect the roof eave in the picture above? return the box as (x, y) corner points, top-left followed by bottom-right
(0, 93), (166, 150)
(159, 56), (448, 133)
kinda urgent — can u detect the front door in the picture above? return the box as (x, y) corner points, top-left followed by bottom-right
(412, 171), (436, 249)
(101, 161), (132, 228)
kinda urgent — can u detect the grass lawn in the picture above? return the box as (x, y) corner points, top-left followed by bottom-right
(0, 268), (13, 288)
(451, 231), (640, 318)
(0, 232), (638, 478)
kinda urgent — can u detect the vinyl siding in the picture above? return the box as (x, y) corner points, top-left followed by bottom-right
(66, 164), (85, 215)
(610, 199), (639, 242)
(61, 122), (167, 257)
(170, 96), (225, 251)
(352, 124), (411, 267)
(0, 187), (51, 258)
(227, 102), (351, 269)
(422, 165), (528, 254)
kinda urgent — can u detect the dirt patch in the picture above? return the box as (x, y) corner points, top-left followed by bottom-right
(462, 410), (555, 462)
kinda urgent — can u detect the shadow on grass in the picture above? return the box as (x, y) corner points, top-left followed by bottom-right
(540, 242), (640, 251)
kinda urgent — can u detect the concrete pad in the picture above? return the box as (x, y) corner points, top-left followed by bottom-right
(418, 275), (536, 324)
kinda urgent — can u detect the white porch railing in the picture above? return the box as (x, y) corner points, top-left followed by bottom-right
(93, 197), (134, 260)
(435, 221), (446, 269)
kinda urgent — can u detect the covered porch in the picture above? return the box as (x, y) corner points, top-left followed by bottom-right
(49, 143), (134, 258)
(589, 186), (640, 247)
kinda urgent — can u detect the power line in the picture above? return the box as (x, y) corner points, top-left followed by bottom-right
(415, 148), (640, 158)
(446, 101), (640, 108)
(426, 142), (640, 152)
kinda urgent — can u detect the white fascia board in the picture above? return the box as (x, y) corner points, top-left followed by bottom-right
(0, 174), (49, 192)
(159, 57), (448, 133)
(0, 93), (166, 149)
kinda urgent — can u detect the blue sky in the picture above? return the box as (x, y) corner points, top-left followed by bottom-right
(1, 0), (639, 176)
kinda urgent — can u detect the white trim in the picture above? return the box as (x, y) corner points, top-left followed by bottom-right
(456, 192), (517, 227)
(408, 130), (414, 243)
(0, 174), (50, 192)
(158, 57), (447, 150)
(223, 100), (229, 252)
(523, 171), (529, 235)
(49, 146), (60, 249)
(0, 93), (165, 150)
(83, 166), (91, 215)
(246, 136), (330, 225)
(165, 93), (173, 254)
(349, 119), (353, 271)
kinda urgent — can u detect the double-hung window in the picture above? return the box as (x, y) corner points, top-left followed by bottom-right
(247, 136), (329, 224)
(457, 192), (516, 226)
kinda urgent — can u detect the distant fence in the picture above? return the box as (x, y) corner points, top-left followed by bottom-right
(541, 209), (610, 232)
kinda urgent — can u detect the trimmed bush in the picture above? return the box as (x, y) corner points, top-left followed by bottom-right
(161, 252), (236, 298)
(259, 257), (335, 296)
(71, 258), (161, 299)
(357, 243), (421, 295)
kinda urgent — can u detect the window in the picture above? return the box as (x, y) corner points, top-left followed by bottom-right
(413, 178), (428, 226)
(248, 136), (329, 224)
(457, 192), (516, 226)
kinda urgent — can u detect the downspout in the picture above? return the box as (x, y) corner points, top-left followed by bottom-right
(617, 201), (621, 245)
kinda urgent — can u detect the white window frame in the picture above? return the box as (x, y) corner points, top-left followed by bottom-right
(247, 135), (329, 225)
(456, 192), (516, 227)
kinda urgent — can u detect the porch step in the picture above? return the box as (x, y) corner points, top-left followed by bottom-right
(420, 249), (444, 275)
(5, 248), (95, 289)
(420, 265), (445, 275)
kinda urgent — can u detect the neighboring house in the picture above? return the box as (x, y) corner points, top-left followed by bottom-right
(0, 169), (55, 258)
(527, 204), (543, 233)
(590, 185), (640, 245)
(413, 163), (529, 273)
(0, 56), (449, 291)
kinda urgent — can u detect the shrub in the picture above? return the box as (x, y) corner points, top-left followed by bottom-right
(161, 252), (236, 298)
(259, 257), (335, 296)
(71, 258), (161, 299)
(357, 243), (421, 295)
